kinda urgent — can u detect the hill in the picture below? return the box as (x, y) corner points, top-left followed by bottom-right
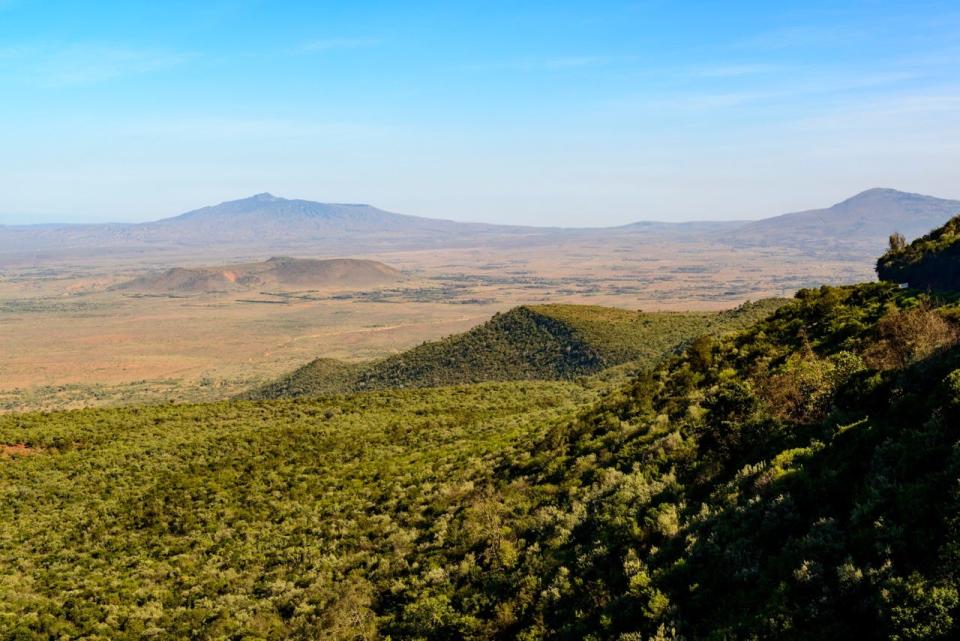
(247, 299), (787, 399)
(116, 256), (404, 294)
(729, 188), (960, 257)
(3, 280), (960, 639)
(877, 215), (960, 291)
(399, 281), (960, 640)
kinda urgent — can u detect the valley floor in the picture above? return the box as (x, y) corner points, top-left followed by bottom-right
(0, 240), (869, 412)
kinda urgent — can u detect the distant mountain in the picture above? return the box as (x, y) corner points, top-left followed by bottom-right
(728, 188), (960, 256)
(0, 193), (545, 258)
(2, 188), (958, 263)
(115, 256), (404, 294)
(147, 193), (501, 242)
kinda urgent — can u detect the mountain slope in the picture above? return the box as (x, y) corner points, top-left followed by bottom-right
(116, 256), (404, 294)
(247, 300), (786, 399)
(729, 188), (960, 256)
(388, 281), (960, 640)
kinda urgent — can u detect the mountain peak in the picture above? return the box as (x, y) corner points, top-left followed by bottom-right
(841, 187), (931, 205)
(841, 187), (899, 202)
(249, 192), (281, 202)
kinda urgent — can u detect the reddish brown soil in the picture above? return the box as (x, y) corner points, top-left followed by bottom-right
(1, 443), (38, 458)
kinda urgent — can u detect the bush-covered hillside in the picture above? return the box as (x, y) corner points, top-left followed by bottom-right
(4, 280), (960, 639)
(877, 215), (960, 290)
(382, 282), (960, 640)
(248, 300), (785, 400)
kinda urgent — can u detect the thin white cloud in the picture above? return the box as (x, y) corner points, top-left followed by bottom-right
(733, 24), (869, 50)
(0, 44), (193, 86)
(98, 116), (399, 141)
(691, 63), (777, 78)
(301, 37), (380, 52)
(465, 55), (616, 72)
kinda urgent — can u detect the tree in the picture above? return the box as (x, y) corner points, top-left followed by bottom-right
(889, 232), (907, 253)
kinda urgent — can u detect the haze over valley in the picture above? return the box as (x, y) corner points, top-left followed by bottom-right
(3, 186), (956, 411)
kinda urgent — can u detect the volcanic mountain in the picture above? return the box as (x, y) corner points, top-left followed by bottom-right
(0, 193), (542, 257)
(728, 188), (960, 255)
(2, 188), (959, 263)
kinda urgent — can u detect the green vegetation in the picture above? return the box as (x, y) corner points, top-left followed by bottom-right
(391, 282), (960, 640)
(0, 376), (269, 414)
(4, 282), (960, 639)
(8, 220), (960, 641)
(0, 382), (593, 640)
(248, 300), (785, 400)
(877, 215), (960, 290)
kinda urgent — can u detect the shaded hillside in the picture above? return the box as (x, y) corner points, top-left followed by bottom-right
(729, 188), (960, 257)
(248, 299), (786, 399)
(116, 256), (403, 294)
(388, 281), (960, 640)
(877, 215), (960, 291)
(4, 285), (960, 639)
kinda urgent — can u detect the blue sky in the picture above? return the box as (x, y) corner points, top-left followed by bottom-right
(1, 1), (958, 225)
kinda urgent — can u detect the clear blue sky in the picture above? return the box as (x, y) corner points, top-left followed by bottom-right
(1, 1), (958, 225)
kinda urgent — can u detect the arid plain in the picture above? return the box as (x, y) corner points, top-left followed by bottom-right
(0, 235), (870, 412)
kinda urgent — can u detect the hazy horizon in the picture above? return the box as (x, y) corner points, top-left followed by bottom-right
(2, 185), (960, 228)
(2, 1), (959, 226)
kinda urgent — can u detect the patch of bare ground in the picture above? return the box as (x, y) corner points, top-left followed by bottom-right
(0, 443), (39, 458)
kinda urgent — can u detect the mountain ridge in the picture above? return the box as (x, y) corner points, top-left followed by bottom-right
(2, 188), (958, 260)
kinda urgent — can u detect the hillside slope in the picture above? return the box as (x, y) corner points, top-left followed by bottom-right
(4, 282), (960, 639)
(877, 214), (960, 291)
(247, 300), (786, 399)
(116, 256), (404, 294)
(384, 281), (960, 640)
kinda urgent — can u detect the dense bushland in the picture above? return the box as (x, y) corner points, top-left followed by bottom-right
(0, 382), (593, 640)
(380, 282), (960, 640)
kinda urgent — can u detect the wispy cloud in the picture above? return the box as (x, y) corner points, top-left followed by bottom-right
(691, 63), (777, 78)
(610, 67), (929, 115)
(0, 44), (193, 86)
(104, 116), (398, 140)
(733, 24), (869, 50)
(301, 37), (380, 53)
(466, 55), (617, 72)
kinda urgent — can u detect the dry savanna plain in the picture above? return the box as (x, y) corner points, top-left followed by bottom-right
(0, 233), (870, 412)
